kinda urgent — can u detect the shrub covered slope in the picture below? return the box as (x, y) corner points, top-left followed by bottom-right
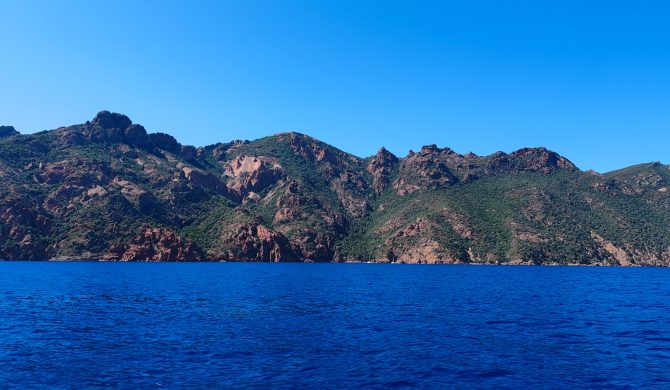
(1, 112), (668, 265)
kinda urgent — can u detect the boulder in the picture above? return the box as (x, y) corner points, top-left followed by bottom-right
(181, 145), (197, 161)
(0, 126), (18, 138)
(92, 111), (132, 130)
(123, 124), (151, 148)
(149, 132), (181, 153)
(180, 167), (223, 192)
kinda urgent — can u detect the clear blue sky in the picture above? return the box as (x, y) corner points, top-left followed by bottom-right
(1, 1), (668, 172)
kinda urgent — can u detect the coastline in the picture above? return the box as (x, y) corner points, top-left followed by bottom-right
(0, 259), (654, 267)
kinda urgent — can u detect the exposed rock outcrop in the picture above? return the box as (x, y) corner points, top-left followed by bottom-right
(180, 167), (224, 193)
(382, 218), (465, 264)
(37, 159), (110, 186)
(220, 223), (296, 262)
(508, 147), (577, 173)
(277, 132), (321, 162)
(51, 111), (152, 148)
(0, 126), (18, 138)
(92, 111), (132, 131)
(124, 124), (151, 148)
(224, 155), (283, 200)
(5, 110), (670, 266)
(0, 203), (51, 260)
(367, 147), (398, 194)
(181, 145), (197, 162)
(292, 231), (335, 261)
(149, 132), (181, 153)
(113, 177), (158, 213)
(394, 146), (459, 195)
(105, 227), (206, 261)
(390, 144), (576, 195)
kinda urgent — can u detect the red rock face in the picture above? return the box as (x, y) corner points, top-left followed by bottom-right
(508, 147), (577, 173)
(123, 124), (151, 148)
(37, 160), (110, 186)
(180, 145), (197, 161)
(224, 155), (284, 200)
(273, 133), (372, 217)
(394, 146), (459, 195)
(105, 228), (206, 261)
(92, 111), (132, 131)
(389, 144), (578, 195)
(278, 132), (320, 162)
(0, 204), (51, 260)
(220, 223), (296, 262)
(380, 217), (466, 264)
(291, 231), (335, 261)
(21, 110), (665, 265)
(367, 147), (398, 194)
(51, 111), (193, 152)
(181, 167), (225, 193)
(149, 132), (181, 153)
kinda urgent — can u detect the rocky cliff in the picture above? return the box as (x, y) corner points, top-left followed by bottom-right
(1, 111), (669, 265)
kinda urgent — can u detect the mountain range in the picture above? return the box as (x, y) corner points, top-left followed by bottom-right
(1, 111), (669, 265)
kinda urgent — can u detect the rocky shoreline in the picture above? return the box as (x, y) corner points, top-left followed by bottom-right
(1, 111), (670, 266)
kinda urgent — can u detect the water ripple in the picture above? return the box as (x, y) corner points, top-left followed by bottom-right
(0, 262), (669, 388)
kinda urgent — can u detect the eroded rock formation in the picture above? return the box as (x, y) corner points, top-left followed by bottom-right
(1, 111), (669, 265)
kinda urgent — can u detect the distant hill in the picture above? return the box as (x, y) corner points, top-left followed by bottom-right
(1, 111), (669, 265)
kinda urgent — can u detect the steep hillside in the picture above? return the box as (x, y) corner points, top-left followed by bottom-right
(1, 111), (669, 265)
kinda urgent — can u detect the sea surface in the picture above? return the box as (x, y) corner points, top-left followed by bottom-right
(1, 263), (669, 389)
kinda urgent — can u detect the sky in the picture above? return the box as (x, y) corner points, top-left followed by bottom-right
(0, 0), (668, 172)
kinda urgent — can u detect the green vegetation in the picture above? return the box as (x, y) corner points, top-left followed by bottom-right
(2, 116), (670, 264)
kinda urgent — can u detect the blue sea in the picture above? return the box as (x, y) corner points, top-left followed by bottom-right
(1, 263), (669, 389)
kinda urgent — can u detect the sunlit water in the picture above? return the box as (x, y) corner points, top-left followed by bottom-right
(1, 262), (669, 388)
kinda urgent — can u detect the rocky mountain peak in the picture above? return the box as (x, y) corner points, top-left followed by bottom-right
(368, 147), (399, 194)
(509, 147), (577, 173)
(421, 144), (440, 153)
(148, 132), (181, 154)
(274, 131), (341, 164)
(0, 126), (18, 138)
(375, 147), (398, 161)
(10, 112), (660, 265)
(417, 144), (457, 157)
(92, 111), (132, 130)
(123, 124), (150, 147)
(393, 147), (460, 195)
